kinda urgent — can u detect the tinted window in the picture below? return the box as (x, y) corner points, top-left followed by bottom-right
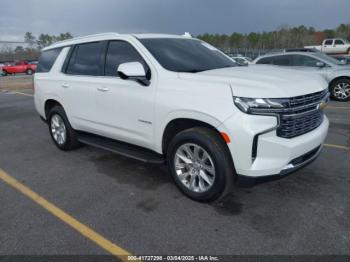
(66, 42), (103, 76)
(37, 48), (63, 73)
(324, 40), (333, 45)
(272, 55), (292, 66)
(335, 39), (344, 45)
(291, 55), (319, 67)
(256, 57), (273, 64)
(139, 38), (236, 73)
(105, 41), (149, 77)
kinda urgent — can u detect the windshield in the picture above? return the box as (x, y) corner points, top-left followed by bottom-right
(139, 38), (236, 73)
(313, 52), (344, 66)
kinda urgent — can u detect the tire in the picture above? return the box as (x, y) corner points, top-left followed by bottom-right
(166, 127), (235, 202)
(330, 78), (350, 101)
(48, 106), (80, 151)
(2, 70), (7, 76)
(26, 69), (33, 75)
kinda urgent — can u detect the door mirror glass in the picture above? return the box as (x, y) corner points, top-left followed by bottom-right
(117, 62), (149, 86)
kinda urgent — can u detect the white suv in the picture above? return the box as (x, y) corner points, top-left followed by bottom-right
(34, 33), (330, 202)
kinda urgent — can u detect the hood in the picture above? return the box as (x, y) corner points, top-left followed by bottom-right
(179, 65), (328, 98)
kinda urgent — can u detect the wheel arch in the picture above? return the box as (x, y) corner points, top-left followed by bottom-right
(329, 76), (350, 89)
(44, 99), (63, 120)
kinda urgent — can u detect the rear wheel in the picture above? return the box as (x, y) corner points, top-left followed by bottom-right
(2, 70), (7, 76)
(330, 78), (350, 101)
(167, 127), (235, 202)
(48, 106), (80, 151)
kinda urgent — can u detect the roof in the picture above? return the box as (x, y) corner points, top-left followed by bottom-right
(43, 32), (192, 51)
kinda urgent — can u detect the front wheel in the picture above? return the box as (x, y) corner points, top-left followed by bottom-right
(330, 79), (350, 101)
(167, 127), (235, 202)
(26, 69), (33, 75)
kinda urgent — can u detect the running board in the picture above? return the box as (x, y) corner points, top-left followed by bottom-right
(77, 132), (165, 164)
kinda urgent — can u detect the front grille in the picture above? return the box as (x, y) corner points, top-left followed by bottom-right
(277, 90), (328, 138)
(277, 111), (324, 138)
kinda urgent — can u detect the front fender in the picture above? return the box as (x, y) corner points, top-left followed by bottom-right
(154, 110), (226, 153)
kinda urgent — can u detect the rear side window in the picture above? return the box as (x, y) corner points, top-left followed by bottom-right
(272, 55), (292, 66)
(256, 57), (273, 64)
(66, 42), (103, 76)
(37, 48), (63, 73)
(324, 40), (333, 45)
(105, 41), (149, 77)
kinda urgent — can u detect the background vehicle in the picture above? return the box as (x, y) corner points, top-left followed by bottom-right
(254, 51), (350, 101)
(34, 33), (329, 202)
(228, 55), (252, 66)
(305, 38), (350, 54)
(333, 55), (350, 65)
(2, 61), (37, 76)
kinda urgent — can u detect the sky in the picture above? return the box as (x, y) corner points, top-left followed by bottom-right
(1, 0), (350, 41)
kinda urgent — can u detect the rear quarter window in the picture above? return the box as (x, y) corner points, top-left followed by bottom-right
(37, 48), (63, 73)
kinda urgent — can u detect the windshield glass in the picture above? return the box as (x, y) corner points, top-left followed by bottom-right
(139, 38), (236, 73)
(313, 52), (344, 65)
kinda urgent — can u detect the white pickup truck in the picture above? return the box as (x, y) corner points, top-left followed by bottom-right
(305, 38), (350, 54)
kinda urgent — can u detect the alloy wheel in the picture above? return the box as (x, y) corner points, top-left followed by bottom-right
(174, 143), (216, 193)
(333, 82), (350, 100)
(50, 114), (67, 145)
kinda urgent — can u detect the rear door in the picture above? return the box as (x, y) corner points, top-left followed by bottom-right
(333, 39), (346, 53)
(60, 41), (105, 131)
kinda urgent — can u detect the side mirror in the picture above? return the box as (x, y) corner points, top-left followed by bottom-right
(316, 62), (325, 68)
(117, 62), (150, 86)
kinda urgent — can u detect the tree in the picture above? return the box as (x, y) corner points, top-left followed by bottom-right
(24, 32), (36, 47)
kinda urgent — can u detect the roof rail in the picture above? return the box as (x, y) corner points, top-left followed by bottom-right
(183, 32), (192, 38)
(51, 32), (120, 45)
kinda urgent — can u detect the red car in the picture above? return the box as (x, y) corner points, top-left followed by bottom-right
(2, 61), (37, 76)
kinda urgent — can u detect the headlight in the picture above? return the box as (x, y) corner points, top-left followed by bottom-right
(234, 97), (287, 114)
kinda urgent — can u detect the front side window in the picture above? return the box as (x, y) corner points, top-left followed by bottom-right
(291, 55), (319, 67)
(105, 41), (149, 77)
(37, 48), (63, 73)
(139, 38), (236, 73)
(335, 39), (344, 45)
(66, 42), (103, 76)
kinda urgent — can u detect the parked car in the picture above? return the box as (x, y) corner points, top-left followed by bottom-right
(332, 55), (350, 65)
(2, 61), (37, 76)
(229, 56), (252, 66)
(305, 38), (350, 54)
(34, 33), (329, 202)
(254, 51), (350, 101)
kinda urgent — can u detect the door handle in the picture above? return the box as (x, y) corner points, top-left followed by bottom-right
(61, 83), (69, 88)
(97, 86), (109, 92)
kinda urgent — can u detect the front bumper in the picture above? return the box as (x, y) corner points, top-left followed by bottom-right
(236, 144), (323, 187)
(218, 110), (329, 180)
